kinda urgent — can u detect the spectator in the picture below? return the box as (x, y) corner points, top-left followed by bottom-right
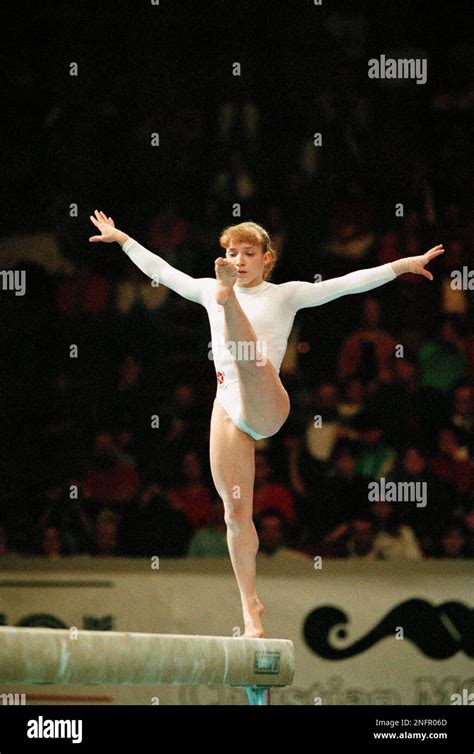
(388, 444), (458, 555)
(337, 298), (397, 384)
(253, 451), (297, 527)
(337, 378), (366, 428)
(304, 383), (344, 473)
(306, 445), (369, 540)
(115, 256), (169, 314)
(114, 426), (137, 468)
(327, 184), (375, 261)
(370, 356), (422, 448)
(436, 522), (467, 559)
(255, 510), (311, 561)
(321, 518), (376, 560)
(378, 230), (401, 268)
(187, 503), (228, 557)
(83, 431), (139, 509)
(418, 316), (468, 394)
(353, 413), (396, 479)
(168, 451), (214, 530)
(114, 354), (145, 431)
(161, 383), (207, 447)
(427, 426), (471, 498)
(370, 500), (423, 559)
(450, 384), (473, 449)
(94, 509), (119, 557)
(216, 97), (261, 148)
(440, 241), (469, 316)
(118, 485), (193, 557)
(263, 206), (288, 263)
(347, 519), (377, 560)
(149, 201), (187, 261)
(209, 150), (258, 208)
(57, 262), (112, 316)
(34, 479), (94, 555)
(39, 526), (63, 559)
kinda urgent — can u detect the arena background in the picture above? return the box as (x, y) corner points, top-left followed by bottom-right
(1, 0), (473, 708)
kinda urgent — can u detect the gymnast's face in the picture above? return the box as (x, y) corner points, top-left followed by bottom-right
(226, 240), (271, 288)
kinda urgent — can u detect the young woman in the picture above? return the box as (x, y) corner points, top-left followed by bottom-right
(89, 209), (444, 637)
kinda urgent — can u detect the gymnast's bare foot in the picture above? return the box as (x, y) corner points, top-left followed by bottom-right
(240, 596), (265, 638)
(215, 257), (238, 305)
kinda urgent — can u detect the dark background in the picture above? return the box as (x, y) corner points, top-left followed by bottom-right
(1, 0), (472, 560)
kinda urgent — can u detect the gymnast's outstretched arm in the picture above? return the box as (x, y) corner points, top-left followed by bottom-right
(281, 245), (445, 312)
(89, 209), (212, 305)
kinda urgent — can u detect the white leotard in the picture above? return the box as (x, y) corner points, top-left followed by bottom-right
(122, 237), (397, 438)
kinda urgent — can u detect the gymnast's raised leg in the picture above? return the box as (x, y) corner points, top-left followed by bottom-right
(216, 258), (290, 437)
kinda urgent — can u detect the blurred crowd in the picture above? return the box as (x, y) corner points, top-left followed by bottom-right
(2, 3), (472, 561)
(2, 202), (472, 561)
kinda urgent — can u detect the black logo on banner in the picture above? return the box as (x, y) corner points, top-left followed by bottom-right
(303, 599), (474, 659)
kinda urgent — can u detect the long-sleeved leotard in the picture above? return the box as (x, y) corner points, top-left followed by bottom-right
(123, 237), (397, 439)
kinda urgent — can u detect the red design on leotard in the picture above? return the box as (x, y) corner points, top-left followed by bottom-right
(216, 370), (224, 385)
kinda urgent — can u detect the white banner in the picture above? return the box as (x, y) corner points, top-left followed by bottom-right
(0, 557), (472, 705)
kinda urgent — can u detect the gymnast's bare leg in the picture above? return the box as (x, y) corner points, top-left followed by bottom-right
(210, 260), (291, 638)
(209, 397), (265, 638)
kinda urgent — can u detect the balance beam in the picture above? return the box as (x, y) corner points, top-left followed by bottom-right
(0, 627), (294, 689)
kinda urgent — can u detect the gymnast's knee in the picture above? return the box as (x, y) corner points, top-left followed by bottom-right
(222, 499), (252, 534)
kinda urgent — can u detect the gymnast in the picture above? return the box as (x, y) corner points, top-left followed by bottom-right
(89, 209), (444, 637)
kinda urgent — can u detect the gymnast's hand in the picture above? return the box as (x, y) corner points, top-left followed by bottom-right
(391, 244), (445, 280)
(89, 210), (129, 246)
